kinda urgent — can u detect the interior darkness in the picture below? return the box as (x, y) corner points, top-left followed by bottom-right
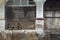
(29, 0), (33, 1)
(44, 0), (60, 11)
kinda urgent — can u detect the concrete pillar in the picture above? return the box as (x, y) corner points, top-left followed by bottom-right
(0, 0), (8, 31)
(34, 0), (46, 28)
(0, 0), (5, 31)
(34, 0), (46, 38)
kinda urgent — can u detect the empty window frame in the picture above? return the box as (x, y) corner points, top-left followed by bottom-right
(5, 7), (36, 30)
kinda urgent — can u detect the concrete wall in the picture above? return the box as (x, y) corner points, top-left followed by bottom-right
(0, 0), (5, 31)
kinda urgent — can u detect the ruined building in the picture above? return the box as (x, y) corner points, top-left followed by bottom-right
(0, 0), (60, 40)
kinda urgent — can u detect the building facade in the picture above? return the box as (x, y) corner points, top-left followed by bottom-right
(0, 0), (60, 40)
